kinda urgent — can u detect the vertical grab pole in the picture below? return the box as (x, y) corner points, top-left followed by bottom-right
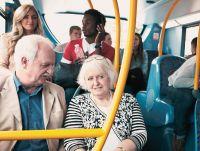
(87, 0), (94, 9)
(194, 25), (200, 90)
(193, 25), (200, 151)
(113, 0), (121, 73)
(93, 0), (137, 150)
(158, 0), (181, 56)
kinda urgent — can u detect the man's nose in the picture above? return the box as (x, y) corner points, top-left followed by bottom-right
(47, 65), (54, 75)
(82, 25), (86, 30)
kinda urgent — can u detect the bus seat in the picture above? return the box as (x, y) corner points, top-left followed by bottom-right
(65, 86), (87, 106)
(55, 51), (63, 64)
(144, 49), (158, 80)
(54, 51), (76, 105)
(136, 55), (186, 126)
(194, 99), (200, 151)
(72, 85), (88, 98)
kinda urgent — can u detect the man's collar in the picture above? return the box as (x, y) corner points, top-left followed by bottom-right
(83, 38), (96, 54)
(13, 73), (22, 92)
(13, 73), (43, 94)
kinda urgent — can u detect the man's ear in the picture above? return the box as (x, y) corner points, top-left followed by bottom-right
(21, 57), (28, 69)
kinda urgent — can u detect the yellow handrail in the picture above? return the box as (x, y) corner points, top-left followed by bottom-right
(0, 1), (137, 150)
(113, 0), (121, 73)
(0, 129), (104, 140)
(158, 0), (181, 56)
(194, 24), (200, 90)
(87, 0), (94, 9)
(93, 0), (137, 150)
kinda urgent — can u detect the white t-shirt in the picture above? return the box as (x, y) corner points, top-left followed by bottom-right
(168, 55), (196, 88)
(98, 105), (121, 151)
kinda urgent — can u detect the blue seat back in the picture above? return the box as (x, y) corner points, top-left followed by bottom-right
(194, 99), (200, 151)
(146, 55), (186, 110)
(144, 50), (158, 80)
(136, 55), (196, 150)
(136, 55), (186, 126)
(55, 51), (63, 64)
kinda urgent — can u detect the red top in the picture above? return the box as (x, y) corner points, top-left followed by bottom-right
(61, 38), (114, 64)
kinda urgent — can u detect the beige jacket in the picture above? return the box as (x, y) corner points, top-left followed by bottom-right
(0, 75), (66, 151)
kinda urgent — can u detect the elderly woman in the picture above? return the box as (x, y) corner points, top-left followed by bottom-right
(64, 55), (147, 151)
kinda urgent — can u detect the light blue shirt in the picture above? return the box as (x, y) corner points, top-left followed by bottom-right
(13, 74), (48, 151)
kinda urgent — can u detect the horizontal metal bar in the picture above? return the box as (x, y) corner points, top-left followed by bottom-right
(0, 128), (104, 140)
(55, 11), (127, 20)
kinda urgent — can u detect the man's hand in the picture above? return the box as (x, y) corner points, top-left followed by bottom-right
(95, 24), (106, 44)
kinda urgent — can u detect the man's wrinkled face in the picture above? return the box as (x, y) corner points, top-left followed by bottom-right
(25, 43), (55, 86)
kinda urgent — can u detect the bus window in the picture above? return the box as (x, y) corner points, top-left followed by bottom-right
(0, 15), (5, 35)
(184, 25), (198, 57)
(0, 1), (6, 35)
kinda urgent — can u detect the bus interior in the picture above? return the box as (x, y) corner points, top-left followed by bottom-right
(0, 0), (200, 151)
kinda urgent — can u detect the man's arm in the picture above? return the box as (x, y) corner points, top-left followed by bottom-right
(101, 43), (115, 62)
(169, 56), (196, 88)
(57, 86), (67, 151)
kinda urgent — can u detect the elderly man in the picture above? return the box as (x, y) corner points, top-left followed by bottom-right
(0, 35), (66, 151)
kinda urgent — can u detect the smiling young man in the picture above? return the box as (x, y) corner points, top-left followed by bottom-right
(0, 35), (66, 151)
(61, 9), (114, 64)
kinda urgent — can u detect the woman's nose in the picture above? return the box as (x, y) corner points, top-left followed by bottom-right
(27, 17), (34, 24)
(93, 78), (100, 86)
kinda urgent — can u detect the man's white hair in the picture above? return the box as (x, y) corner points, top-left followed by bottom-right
(14, 34), (53, 69)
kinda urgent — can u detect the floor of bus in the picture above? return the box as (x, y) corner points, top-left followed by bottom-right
(142, 124), (195, 151)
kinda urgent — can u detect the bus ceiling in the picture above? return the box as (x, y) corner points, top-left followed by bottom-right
(31, 0), (200, 26)
(143, 0), (200, 25)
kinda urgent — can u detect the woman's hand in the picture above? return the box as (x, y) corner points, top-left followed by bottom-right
(113, 139), (137, 151)
(113, 147), (126, 151)
(75, 148), (86, 151)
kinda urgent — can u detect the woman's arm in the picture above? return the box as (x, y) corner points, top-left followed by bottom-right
(142, 51), (148, 77)
(75, 149), (86, 151)
(126, 95), (147, 150)
(64, 97), (87, 151)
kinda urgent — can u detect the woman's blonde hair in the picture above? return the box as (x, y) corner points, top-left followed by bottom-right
(6, 4), (43, 59)
(77, 55), (118, 91)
